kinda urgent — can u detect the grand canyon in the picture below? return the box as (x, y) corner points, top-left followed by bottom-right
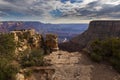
(1, 21), (120, 80)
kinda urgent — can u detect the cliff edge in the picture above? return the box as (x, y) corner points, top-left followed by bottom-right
(59, 20), (120, 52)
(71, 20), (120, 49)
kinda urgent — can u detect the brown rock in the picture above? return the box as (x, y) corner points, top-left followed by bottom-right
(10, 29), (59, 55)
(46, 34), (59, 51)
(10, 29), (42, 54)
(16, 73), (25, 80)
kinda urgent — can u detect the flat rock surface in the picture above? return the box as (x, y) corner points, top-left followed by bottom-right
(44, 51), (120, 80)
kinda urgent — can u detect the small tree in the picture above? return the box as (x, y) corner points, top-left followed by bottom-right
(0, 34), (16, 58)
(20, 49), (45, 68)
(0, 57), (19, 80)
(89, 38), (120, 72)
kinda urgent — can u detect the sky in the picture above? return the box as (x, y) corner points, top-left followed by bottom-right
(0, 0), (120, 23)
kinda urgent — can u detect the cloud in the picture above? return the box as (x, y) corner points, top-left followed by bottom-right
(0, 0), (119, 23)
(51, 0), (120, 20)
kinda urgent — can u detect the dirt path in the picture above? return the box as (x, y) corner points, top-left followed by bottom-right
(44, 51), (120, 80)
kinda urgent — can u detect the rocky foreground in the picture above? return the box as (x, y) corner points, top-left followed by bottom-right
(23, 51), (120, 80)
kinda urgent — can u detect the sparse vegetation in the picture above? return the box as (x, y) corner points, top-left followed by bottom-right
(0, 57), (19, 80)
(24, 70), (33, 78)
(0, 33), (51, 80)
(0, 34), (19, 80)
(0, 34), (16, 58)
(20, 49), (45, 68)
(89, 38), (120, 72)
(0, 28), (59, 80)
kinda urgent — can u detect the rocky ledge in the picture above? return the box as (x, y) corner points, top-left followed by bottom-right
(21, 51), (120, 80)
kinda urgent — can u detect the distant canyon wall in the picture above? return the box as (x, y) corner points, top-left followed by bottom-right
(0, 21), (88, 43)
(60, 20), (120, 51)
(72, 20), (120, 49)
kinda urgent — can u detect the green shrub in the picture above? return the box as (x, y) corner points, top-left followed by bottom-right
(110, 57), (120, 72)
(0, 34), (19, 80)
(24, 70), (33, 78)
(90, 53), (103, 62)
(20, 49), (45, 68)
(0, 57), (19, 80)
(0, 34), (16, 57)
(89, 37), (120, 72)
(89, 39), (104, 62)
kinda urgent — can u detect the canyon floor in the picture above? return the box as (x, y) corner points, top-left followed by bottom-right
(43, 50), (120, 80)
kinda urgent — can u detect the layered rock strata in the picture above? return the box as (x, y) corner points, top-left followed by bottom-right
(72, 20), (120, 49)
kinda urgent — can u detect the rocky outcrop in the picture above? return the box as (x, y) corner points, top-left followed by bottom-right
(71, 20), (120, 49)
(10, 29), (42, 54)
(46, 34), (59, 51)
(15, 67), (55, 80)
(10, 29), (59, 55)
(16, 73), (25, 80)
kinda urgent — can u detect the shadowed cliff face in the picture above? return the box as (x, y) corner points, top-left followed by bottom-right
(60, 21), (120, 51)
(88, 21), (120, 37)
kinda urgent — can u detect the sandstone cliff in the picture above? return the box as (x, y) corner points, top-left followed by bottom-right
(46, 34), (59, 51)
(10, 29), (42, 54)
(10, 29), (59, 55)
(71, 20), (120, 49)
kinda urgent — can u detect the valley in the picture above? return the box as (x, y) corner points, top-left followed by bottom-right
(0, 21), (88, 42)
